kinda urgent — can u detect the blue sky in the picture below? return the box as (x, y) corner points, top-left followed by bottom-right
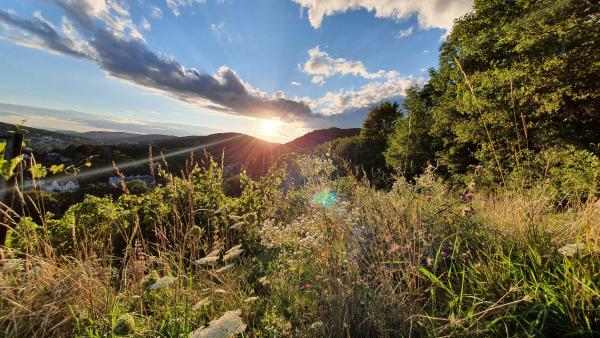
(0, 0), (473, 142)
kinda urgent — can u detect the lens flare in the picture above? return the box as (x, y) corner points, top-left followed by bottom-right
(311, 189), (337, 208)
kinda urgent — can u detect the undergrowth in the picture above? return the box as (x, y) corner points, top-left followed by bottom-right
(0, 154), (598, 337)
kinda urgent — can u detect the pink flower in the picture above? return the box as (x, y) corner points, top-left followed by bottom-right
(425, 195), (432, 201)
(475, 164), (484, 174)
(301, 283), (313, 290)
(441, 250), (448, 258)
(464, 192), (474, 202)
(387, 243), (400, 254)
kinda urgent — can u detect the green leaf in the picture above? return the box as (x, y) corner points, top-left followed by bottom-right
(29, 162), (48, 179)
(49, 164), (65, 175)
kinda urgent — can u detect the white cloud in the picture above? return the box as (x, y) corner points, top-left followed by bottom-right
(309, 73), (426, 115)
(291, 81), (301, 86)
(53, 0), (145, 41)
(396, 26), (413, 39)
(303, 46), (395, 85)
(150, 6), (163, 19)
(140, 17), (151, 31)
(422, 49), (429, 54)
(210, 21), (224, 33)
(292, 0), (473, 32)
(165, 0), (206, 16)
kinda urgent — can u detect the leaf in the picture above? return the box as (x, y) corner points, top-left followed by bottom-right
(29, 162), (48, 179)
(49, 164), (65, 174)
(0, 142), (5, 154)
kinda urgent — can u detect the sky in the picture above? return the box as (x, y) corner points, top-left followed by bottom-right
(0, 0), (473, 142)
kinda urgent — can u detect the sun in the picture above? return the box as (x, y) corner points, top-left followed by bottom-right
(261, 119), (280, 136)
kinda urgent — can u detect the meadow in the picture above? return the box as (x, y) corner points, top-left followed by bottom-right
(0, 153), (598, 337)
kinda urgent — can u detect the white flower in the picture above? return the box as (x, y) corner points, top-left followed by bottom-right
(243, 296), (259, 303)
(558, 243), (585, 257)
(189, 309), (246, 338)
(149, 276), (177, 290)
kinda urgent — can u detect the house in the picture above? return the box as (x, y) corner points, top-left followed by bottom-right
(109, 175), (156, 187)
(40, 180), (80, 193)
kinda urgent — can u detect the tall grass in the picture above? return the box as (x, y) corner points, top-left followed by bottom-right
(0, 154), (598, 337)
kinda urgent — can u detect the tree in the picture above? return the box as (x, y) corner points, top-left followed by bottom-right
(385, 82), (443, 178)
(388, 0), (599, 183)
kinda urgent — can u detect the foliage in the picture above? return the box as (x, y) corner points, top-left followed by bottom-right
(2, 155), (599, 337)
(384, 0), (600, 190)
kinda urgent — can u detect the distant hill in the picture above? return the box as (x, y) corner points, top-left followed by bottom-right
(79, 131), (175, 145)
(0, 122), (98, 151)
(286, 127), (361, 150)
(1, 122), (361, 179)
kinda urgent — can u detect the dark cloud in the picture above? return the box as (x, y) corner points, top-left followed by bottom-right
(0, 10), (89, 58)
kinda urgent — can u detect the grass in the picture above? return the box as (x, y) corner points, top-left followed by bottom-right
(0, 155), (598, 337)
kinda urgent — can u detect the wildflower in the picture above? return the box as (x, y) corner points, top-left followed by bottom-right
(149, 276), (177, 291)
(193, 299), (211, 310)
(213, 288), (227, 294)
(113, 313), (136, 336)
(258, 276), (269, 286)
(310, 321), (324, 330)
(243, 296), (259, 303)
(229, 221), (245, 230)
(426, 256), (433, 267)
(216, 264), (234, 273)
(425, 195), (432, 201)
(223, 249), (244, 262)
(463, 192), (474, 202)
(195, 256), (219, 266)
(558, 243), (585, 257)
(300, 283), (313, 290)
(475, 164), (484, 174)
(420, 222), (428, 228)
(140, 270), (160, 291)
(189, 309), (246, 338)
(441, 250), (448, 258)
(387, 243), (400, 254)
